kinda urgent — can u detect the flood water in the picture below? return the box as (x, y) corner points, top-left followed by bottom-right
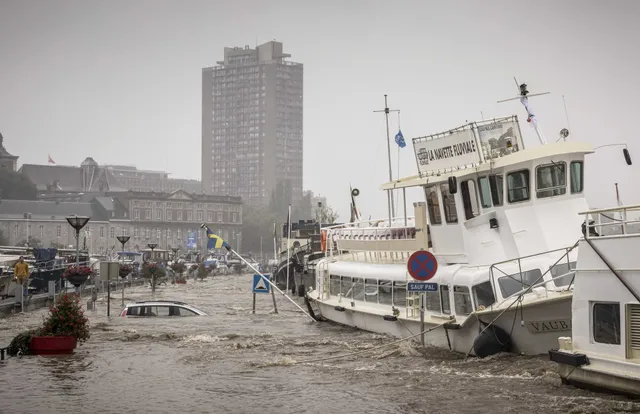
(1, 274), (639, 414)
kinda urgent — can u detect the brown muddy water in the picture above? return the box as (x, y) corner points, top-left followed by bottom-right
(1, 273), (639, 414)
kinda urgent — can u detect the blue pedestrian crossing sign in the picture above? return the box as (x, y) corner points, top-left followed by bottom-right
(252, 274), (270, 294)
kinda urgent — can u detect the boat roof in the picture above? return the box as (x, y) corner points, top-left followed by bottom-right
(380, 141), (594, 190)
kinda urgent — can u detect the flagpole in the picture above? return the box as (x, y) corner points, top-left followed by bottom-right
(374, 95), (400, 222)
(228, 247), (315, 322)
(286, 204), (292, 294)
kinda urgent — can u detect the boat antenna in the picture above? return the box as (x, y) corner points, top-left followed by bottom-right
(497, 77), (550, 145)
(374, 95), (400, 221)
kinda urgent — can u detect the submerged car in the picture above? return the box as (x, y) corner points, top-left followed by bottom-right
(120, 300), (207, 317)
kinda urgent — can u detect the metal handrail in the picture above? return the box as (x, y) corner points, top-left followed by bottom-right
(489, 241), (578, 309)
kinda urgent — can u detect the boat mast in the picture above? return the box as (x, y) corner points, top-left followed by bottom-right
(374, 95), (400, 222)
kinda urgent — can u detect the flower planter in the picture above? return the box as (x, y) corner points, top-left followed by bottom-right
(29, 336), (77, 355)
(119, 269), (131, 279)
(66, 274), (89, 288)
(175, 280), (187, 285)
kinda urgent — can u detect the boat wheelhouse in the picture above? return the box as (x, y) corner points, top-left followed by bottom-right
(550, 205), (640, 397)
(309, 115), (593, 356)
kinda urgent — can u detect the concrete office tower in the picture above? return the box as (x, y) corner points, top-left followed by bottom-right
(202, 41), (303, 209)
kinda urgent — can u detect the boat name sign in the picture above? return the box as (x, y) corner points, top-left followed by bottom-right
(413, 127), (480, 175)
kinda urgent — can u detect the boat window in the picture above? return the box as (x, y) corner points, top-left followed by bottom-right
(453, 286), (473, 315)
(425, 290), (441, 313)
(126, 306), (140, 316)
(498, 269), (542, 298)
(341, 276), (353, 299)
(365, 278), (378, 303)
(472, 281), (496, 309)
(570, 161), (583, 194)
(507, 170), (530, 203)
(425, 186), (442, 225)
(592, 302), (621, 345)
(393, 282), (407, 307)
(441, 183), (458, 224)
(478, 176), (492, 208)
(490, 175), (504, 206)
(536, 162), (566, 198)
(478, 175), (504, 208)
(440, 285), (451, 314)
(550, 261), (576, 287)
(461, 180), (480, 220)
(353, 278), (365, 301)
(378, 280), (392, 305)
(330, 274), (341, 296)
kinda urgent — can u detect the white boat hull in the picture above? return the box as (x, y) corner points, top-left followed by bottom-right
(313, 295), (572, 356)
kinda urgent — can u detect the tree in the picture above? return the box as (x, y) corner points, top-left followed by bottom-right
(293, 190), (312, 221)
(241, 203), (280, 254)
(314, 202), (339, 224)
(268, 179), (292, 216)
(0, 170), (37, 200)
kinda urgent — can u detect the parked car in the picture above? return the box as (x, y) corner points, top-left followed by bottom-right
(120, 300), (207, 317)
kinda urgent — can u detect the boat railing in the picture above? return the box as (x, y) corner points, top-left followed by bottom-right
(328, 225), (423, 262)
(489, 242), (578, 309)
(327, 204), (432, 261)
(580, 204), (640, 238)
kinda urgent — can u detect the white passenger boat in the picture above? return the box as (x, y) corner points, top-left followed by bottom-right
(549, 205), (640, 397)
(307, 83), (630, 357)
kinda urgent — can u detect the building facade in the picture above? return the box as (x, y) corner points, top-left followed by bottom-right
(125, 190), (242, 252)
(202, 41), (303, 208)
(0, 191), (243, 254)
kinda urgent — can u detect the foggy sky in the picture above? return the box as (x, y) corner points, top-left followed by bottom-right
(1, 0), (639, 221)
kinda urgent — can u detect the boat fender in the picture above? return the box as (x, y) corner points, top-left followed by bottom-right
(472, 324), (512, 358)
(334, 306), (346, 312)
(383, 315), (398, 322)
(297, 284), (305, 298)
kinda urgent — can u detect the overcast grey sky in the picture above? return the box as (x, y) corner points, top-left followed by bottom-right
(1, 0), (638, 220)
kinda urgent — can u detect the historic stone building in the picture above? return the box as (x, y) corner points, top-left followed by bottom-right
(19, 157), (202, 197)
(0, 199), (110, 250)
(0, 132), (18, 172)
(125, 190), (242, 252)
(0, 190), (243, 254)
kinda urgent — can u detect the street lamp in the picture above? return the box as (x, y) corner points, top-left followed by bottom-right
(147, 243), (158, 258)
(65, 215), (90, 292)
(147, 243), (158, 294)
(116, 235), (131, 306)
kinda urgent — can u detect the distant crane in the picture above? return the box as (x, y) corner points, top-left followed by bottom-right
(498, 77), (550, 145)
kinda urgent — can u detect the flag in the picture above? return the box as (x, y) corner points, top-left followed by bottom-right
(394, 130), (406, 148)
(519, 97), (537, 126)
(48, 154), (56, 164)
(201, 224), (230, 250)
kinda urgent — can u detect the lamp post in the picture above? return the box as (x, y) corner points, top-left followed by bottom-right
(117, 235), (131, 307)
(147, 243), (158, 294)
(171, 247), (179, 262)
(65, 215), (91, 293)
